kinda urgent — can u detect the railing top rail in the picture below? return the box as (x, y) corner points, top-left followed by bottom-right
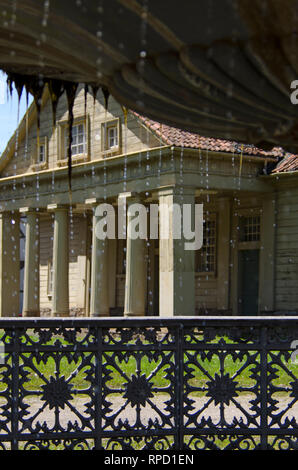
(0, 315), (297, 327)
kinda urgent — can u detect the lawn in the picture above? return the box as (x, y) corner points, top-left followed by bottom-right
(0, 334), (297, 393)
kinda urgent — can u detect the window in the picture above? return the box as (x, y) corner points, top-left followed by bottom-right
(108, 125), (118, 149)
(58, 117), (89, 164)
(66, 123), (86, 156)
(101, 118), (121, 154)
(31, 136), (48, 169)
(239, 215), (260, 242)
(38, 144), (46, 163)
(196, 213), (217, 274)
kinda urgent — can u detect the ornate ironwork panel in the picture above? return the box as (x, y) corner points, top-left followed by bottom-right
(0, 317), (297, 450)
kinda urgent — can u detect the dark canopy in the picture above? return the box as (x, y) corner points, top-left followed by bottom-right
(1, 0), (298, 152)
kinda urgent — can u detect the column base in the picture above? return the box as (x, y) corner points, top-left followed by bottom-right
(51, 311), (70, 317)
(22, 310), (40, 317)
(124, 311), (146, 317)
(90, 312), (110, 317)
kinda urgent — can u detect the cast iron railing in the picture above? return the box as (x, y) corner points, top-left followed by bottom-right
(0, 317), (298, 450)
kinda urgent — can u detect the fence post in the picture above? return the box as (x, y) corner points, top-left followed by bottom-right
(260, 325), (268, 450)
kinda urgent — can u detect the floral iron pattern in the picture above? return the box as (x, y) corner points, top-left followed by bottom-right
(0, 318), (297, 450)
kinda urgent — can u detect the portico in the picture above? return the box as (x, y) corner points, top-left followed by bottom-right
(0, 86), (280, 318)
(0, 186), (198, 318)
(0, 153), (275, 319)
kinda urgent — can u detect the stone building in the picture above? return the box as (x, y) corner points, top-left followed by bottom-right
(0, 85), (296, 317)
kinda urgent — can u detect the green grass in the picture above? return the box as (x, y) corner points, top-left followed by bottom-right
(0, 351), (296, 394)
(0, 332), (297, 393)
(0, 332), (297, 450)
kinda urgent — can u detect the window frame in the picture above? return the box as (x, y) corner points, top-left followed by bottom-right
(31, 136), (48, 170)
(101, 118), (121, 155)
(68, 122), (87, 157)
(196, 212), (217, 276)
(38, 143), (46, 164)
(57, 116), (89, 166)
(237, 207), (262, 251)
(107, 125), (118, 149)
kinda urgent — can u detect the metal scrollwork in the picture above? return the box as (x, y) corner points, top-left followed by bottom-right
(0, 318), (297, 450)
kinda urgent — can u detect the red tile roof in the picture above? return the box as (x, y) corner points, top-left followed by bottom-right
(134, 112), (285, 159)
(271, 153), (298, 173)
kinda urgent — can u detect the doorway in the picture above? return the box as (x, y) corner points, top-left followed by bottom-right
(238, 249), (259, 315)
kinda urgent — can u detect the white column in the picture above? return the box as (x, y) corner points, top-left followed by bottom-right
(124, 194), (146, 316)
(159, 187), (195, 316)
(89, 201), (110, 317)
(0, 212), (20, 317)
(108, 238), (117, 310)
(20, 208), (40, 317)
(48, 204), (69, 316)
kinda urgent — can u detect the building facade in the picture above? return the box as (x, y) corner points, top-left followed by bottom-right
(0, 85), (296, 317)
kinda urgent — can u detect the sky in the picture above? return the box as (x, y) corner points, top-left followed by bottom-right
(0, 72), (33, 154)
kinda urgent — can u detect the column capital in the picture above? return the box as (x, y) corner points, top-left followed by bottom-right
(19, 207), (41, 214)
(47, 203), (68, 212)
(118, 192), (143, 204)
(85, 198), (100, 206)
(118, 191), (136, 199)
(85, 197), (117, 208)
(158, 185), (196, 197)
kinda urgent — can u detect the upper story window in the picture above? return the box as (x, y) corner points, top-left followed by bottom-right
(101, 118), (121, 155)
(68, 123), (86, 156)
(108, 125), (118, 149)
(58, 116), (89, 166)
(38, 143), (46, 163)
(196, 213), (217, 274)
(31, 136), (48, 170)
